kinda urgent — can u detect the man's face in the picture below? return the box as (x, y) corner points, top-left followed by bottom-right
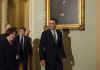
(19, 29), (25, 36)
(9, 32), (16, 41)
(6, 24), (11, 31)
(49, 20), (56, 30)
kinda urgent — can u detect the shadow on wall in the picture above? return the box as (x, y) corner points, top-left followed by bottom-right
(32, 29), (75, 70)
(32, 39), (41, 70)
(63, 29), (75, 70)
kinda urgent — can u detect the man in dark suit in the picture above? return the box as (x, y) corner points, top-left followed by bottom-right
(39, 18), (66, 70)
(15, 28), (32, 70)
(0, 24), (12, 40)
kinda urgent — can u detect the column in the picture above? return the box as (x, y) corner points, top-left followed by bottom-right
(29, 0), (45, 70)
(29, 0), (36, 69)
(13, 0), (20, 27)
(1, 0), (8, 33)
(24, 0), (30, 35)
(0, 0), (2, 33)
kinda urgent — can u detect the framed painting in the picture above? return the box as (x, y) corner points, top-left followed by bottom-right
(45, 0), (85, 30)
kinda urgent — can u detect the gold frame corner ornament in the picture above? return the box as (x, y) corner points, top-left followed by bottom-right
(45, 0), (85, 30)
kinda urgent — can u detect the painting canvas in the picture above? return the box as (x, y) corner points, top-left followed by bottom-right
(45, 0), (85, 30)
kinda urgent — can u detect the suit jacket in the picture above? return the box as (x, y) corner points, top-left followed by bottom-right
(0, 33), (7, 40)
(0, 39), (18, 70)
(39, 29), (66, 61)
(14, 35), (32, 58)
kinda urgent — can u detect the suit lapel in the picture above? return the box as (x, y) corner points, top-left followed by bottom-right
(24, 36), (27, 48)
(48, 29), (54, 41)
(17, 35), (26, 48)
(17, 36), (20, 44)
(48, 29), (59, 43)
(56, 30), (60, 41)
(16, 36), (21, 48)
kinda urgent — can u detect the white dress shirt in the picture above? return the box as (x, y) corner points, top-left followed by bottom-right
(51, 30), (58, 42)
(19, 35), (25, 48)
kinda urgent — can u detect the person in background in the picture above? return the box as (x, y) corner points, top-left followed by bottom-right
(0, 24), (12, 40)
(15, 27), (32, 70)
(39, 18), (66, 70)
(0, 27), (19, 70)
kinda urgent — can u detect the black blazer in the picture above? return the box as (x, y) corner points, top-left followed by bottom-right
(0, 34), (7, 40)
(0, 39), (18, 70)
(14, 35), (32, 57)
(39, 29), (66, 61)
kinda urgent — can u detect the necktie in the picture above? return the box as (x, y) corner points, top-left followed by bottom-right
(21, 36), (24, 50)
(53, 30), (57, 43)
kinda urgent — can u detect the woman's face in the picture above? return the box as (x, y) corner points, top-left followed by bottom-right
(9, 32), (16, 41)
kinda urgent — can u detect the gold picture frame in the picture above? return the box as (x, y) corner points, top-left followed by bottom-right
(45, 0), (85, 30)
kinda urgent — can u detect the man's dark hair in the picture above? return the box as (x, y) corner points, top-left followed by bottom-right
(50, 18), (58, 23)
(6, 27), (17, 36)
(19, 27), (26, 32)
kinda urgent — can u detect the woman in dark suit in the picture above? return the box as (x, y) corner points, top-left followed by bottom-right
(0, 27), (19, 70)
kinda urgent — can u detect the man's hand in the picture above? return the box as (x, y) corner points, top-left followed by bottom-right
(16, 55), (20, 60)
(41, 60), (46, 67)
(62, 58), (66, 63)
